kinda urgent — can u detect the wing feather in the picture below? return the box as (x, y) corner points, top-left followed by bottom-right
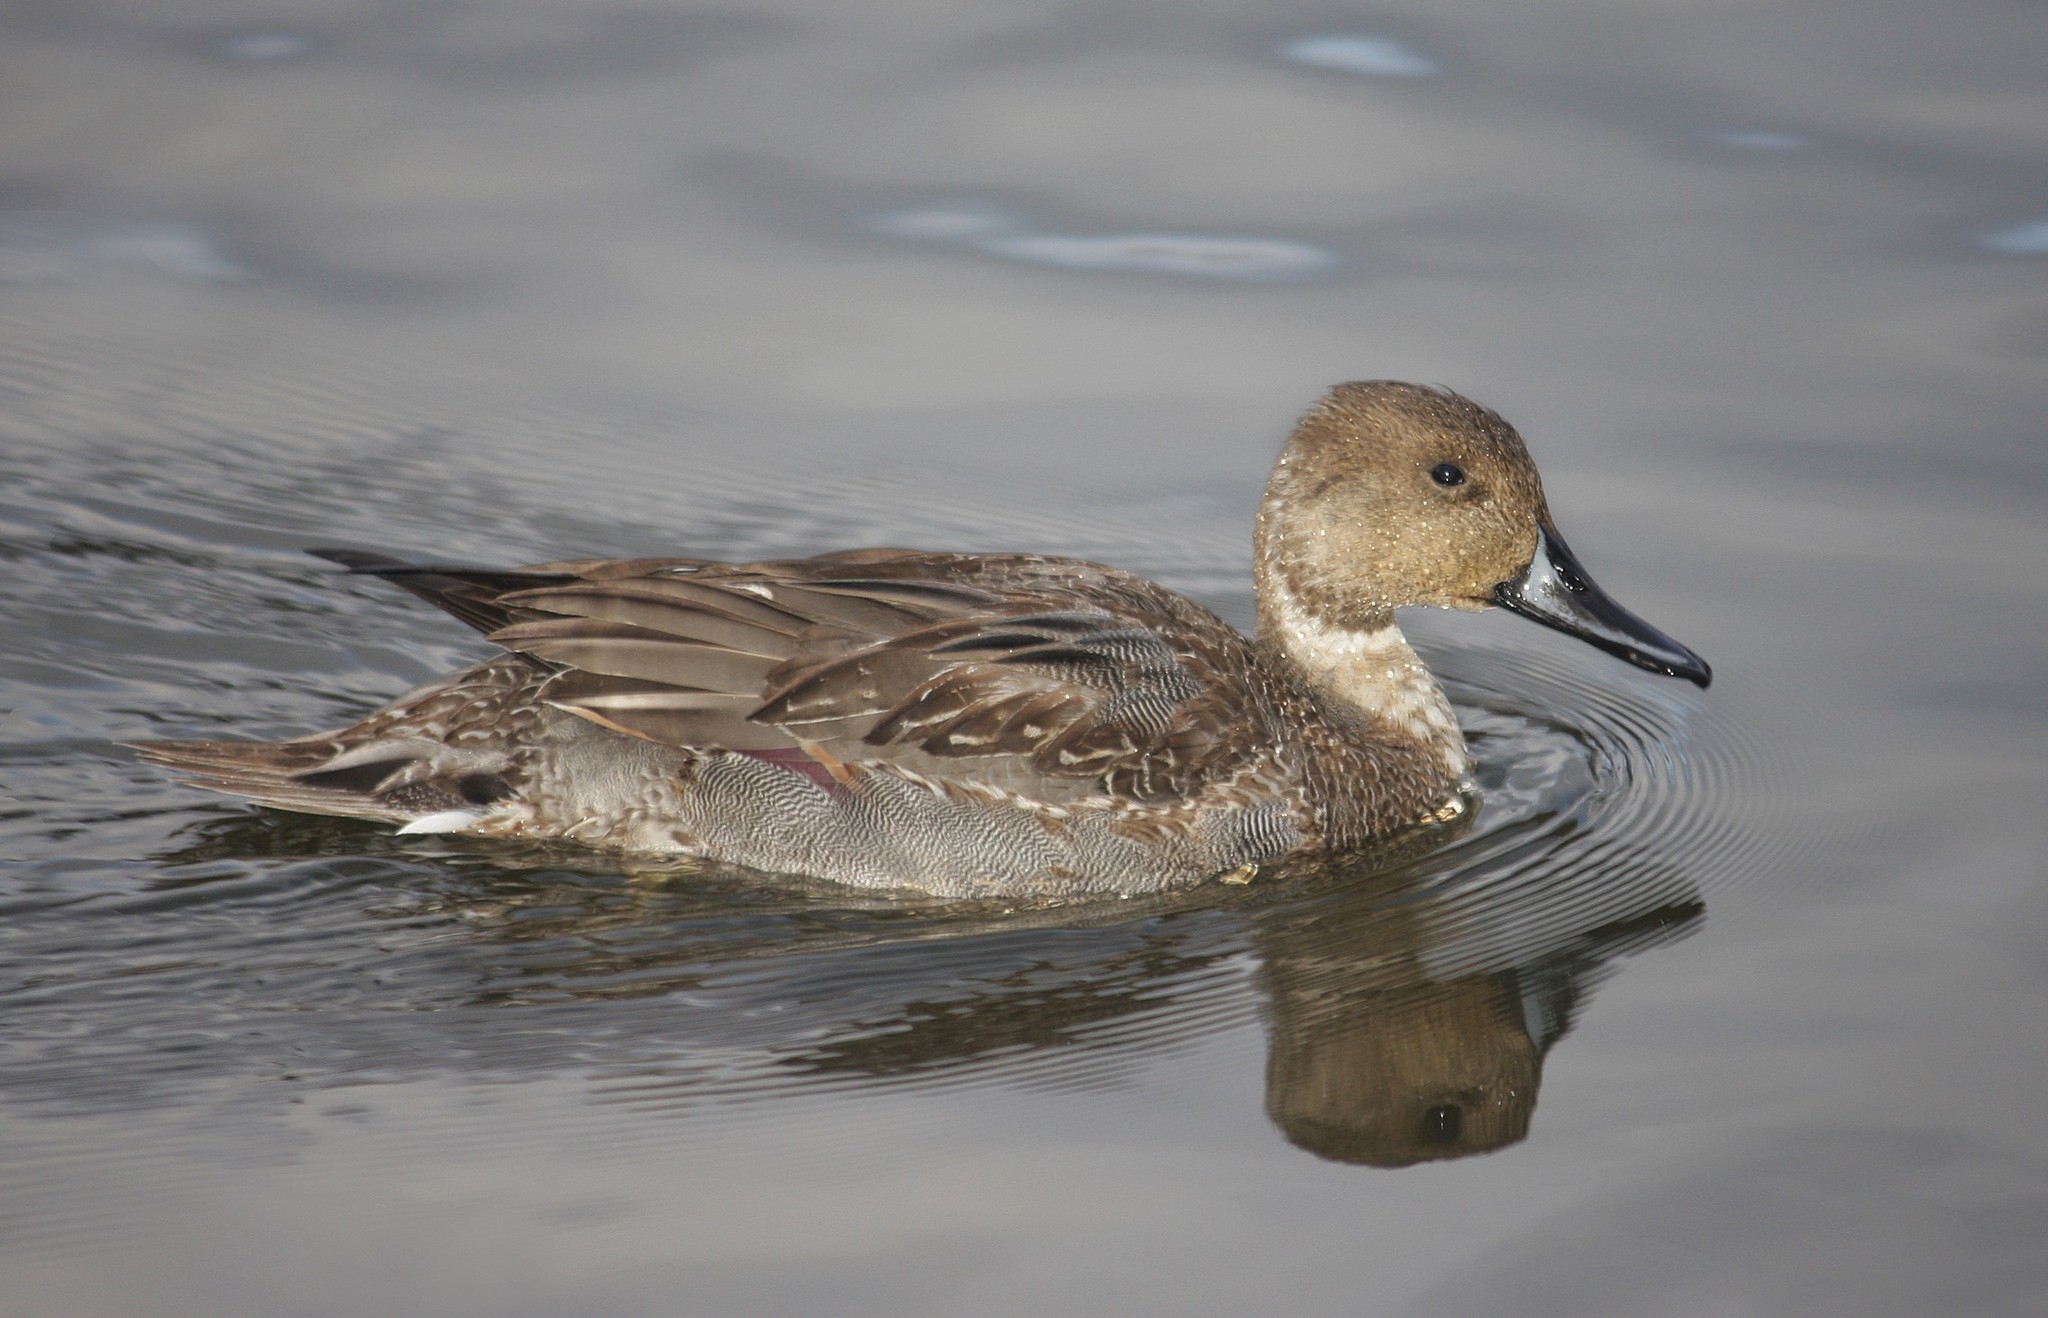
(324, 549), (1277, 802)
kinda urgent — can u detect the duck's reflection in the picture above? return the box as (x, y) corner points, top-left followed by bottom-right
(157, 811), (1701, 1166)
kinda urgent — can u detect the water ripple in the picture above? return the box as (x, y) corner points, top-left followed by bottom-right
(0, 216), (252, 284)
(1981, 219), (2048, 256)
(863, 202), (1334, 282)
(1276, 35), (1441, 79)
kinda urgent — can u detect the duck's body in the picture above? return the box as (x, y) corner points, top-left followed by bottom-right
(136, 383), (1708, 897)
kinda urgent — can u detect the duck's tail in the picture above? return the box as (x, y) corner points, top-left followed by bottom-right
(128, 655), (537, 830)
(128, 734), (422, 823)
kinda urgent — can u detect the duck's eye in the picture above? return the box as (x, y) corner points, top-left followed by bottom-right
(1430, 461), (1466, 487)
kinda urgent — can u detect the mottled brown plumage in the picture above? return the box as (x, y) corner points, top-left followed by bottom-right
(134, 382), (1709, 897)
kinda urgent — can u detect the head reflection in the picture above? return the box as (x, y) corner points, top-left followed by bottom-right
(1256, 851), (1700, 1166)
(1264, 966), (1540, 1165)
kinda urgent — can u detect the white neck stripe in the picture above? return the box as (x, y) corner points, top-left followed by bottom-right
(1266, 578), (1470, 778)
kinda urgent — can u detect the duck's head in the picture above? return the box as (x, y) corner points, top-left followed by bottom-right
(1255, 381), (1710, 687)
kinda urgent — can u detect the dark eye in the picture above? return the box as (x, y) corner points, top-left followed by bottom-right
(1430, 461), (1466, 487)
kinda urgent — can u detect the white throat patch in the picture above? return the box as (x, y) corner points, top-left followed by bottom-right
(1267, 578), (1471, 778)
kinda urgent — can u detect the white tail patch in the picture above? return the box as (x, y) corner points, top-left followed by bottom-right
(397, 810), (483, 836)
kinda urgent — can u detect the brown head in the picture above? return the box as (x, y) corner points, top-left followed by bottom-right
(1257, 382), (1550, 620)
(1256, 381), (1710, 686)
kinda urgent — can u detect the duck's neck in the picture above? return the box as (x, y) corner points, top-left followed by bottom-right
(1257, 573), (1471, 781)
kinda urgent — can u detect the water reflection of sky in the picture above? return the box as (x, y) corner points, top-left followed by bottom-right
(2, 1), (2045, 1315)
(1277, 34), (1442, 79)
(863, 201), (1335, 280)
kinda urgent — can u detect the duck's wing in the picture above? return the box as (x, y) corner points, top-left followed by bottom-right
(340, 549), (1278, 805)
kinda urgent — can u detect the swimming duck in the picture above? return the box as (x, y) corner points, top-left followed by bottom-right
(135, 382), (1708, 897)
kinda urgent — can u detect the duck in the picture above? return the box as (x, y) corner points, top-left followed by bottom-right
(135, 382), (1709, 898)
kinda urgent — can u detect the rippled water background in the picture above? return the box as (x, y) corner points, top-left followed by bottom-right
(3, 2), (2046, 1314)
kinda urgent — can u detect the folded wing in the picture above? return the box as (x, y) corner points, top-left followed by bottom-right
(345, 549), (1274, 805)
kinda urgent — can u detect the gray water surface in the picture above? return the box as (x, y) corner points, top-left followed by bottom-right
(3, 2), (2046, 1315)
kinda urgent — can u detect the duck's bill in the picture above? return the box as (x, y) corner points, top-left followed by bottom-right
(1493, 526), (1712, 688)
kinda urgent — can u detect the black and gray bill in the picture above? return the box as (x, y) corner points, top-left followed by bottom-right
(1494, 526), (1712, 688)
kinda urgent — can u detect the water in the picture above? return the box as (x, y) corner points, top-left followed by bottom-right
(3, 2), (2045, 1315)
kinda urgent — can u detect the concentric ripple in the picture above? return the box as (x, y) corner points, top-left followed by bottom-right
(1395, 638), (1804, 977)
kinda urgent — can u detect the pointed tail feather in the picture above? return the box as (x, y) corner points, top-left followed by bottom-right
(128, 737), (417, 823)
